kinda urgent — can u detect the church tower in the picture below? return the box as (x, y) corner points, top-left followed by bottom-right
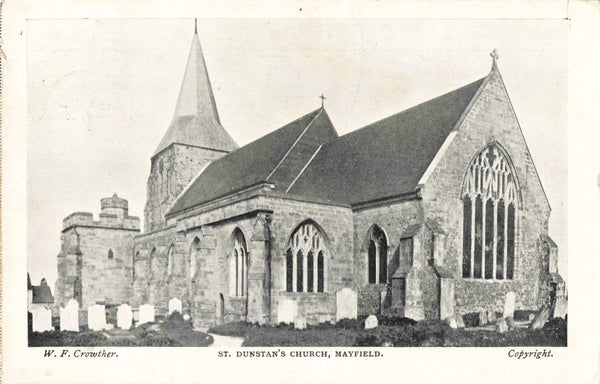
(144, 22), (238, 231)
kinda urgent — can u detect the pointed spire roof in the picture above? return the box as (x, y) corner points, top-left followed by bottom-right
(153, 23), (238, 157)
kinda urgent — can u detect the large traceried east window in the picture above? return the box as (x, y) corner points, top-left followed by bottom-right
(462, 145), (519, 280)
(229, 230), (248, 297)
(286, 221), (327, 293)
(367, 225), (388, 284)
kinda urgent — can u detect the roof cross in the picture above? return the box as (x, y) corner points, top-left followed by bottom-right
(319, 93), (326, 108)
(490, 49), (499, 63)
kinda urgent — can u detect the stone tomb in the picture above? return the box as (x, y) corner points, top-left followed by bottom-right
(138, 304), (155, 326)
(503, 292), (516, 319)
(117, 303), (133, 330)
(277, 299), (297, 324)
(88, 304), (107, 331)
(364, 315), (378, 329)
(32, 307), (53, 332)
(60, 299), (79, 332)
(169, 298), (182, 315)
(336, 287), (357, 321)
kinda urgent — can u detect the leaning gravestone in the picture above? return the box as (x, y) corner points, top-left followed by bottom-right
(277, 299), (297, 324)
(294, 316), (307, 330)
(32, 307), (53, 332)
(454, 313), (465, 329)
(336, 287), (357, 321)
(60, 299), (79, 331)
(503, 292), (516, 319)
(529, 307), (551, 330)
(169, 298), (182, 315)
(88, 304), (107, 331)
(138, 304), (155, 326)
(364, 315), (378, 329)
(117, 303), (133, 330)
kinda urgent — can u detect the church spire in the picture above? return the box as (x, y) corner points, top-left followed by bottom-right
(152, 21), (238, 157)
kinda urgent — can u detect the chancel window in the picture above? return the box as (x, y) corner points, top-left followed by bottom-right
(367, 225), (388, 284)
(189, 238), (199, 279)
(229, 230), (247, 297)
(462, 145), (518, 280)
(286, 222), (327, 293)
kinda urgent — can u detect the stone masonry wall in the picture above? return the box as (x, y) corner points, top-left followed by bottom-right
(144, 144), (229, 232)
(352, 200), (422, 316)
(420, 68), (552, 315)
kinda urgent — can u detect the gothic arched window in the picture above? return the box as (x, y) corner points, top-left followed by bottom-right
(229, 230), (247, 297)
(462, 145), (519, 280)
(286, 221), (328, 293)
(366, 225), (388, 284)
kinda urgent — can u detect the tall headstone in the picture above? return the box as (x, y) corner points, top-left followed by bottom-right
(439, 278), (455, 320)
(503, 292), (516, 318)
(553, 296), (567, 319)
(117, 304), (133, 330)
(32, 307), (53, 332)
(60, 299), (79, 332)
(88, 304), (107, 331)
(169, 298), (182, 315)
(138, 304), (155, 326)
(336, 287), (357, 321)
(277, 299), (297, 324)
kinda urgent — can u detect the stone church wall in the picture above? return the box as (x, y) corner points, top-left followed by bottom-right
(420, 69), (552, 315)
(352, 200), (422, 316)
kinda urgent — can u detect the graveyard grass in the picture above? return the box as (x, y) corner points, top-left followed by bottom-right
(29, 312), (213, 347)
(207, 315), (567, 347)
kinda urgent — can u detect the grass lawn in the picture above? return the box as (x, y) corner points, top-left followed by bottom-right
(208, 316), (567, 347)
(29, 312), (213, 347)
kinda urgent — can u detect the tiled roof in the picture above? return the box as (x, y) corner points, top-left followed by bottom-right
(168, 108), (337, 215)
(288, 77), (485, 205)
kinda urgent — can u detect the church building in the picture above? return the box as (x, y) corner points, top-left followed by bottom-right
(55, 26), (563, 328)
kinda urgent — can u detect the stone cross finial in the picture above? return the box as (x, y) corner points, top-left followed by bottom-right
(319, 93), (326, 108)
(490, 49), (499, 63)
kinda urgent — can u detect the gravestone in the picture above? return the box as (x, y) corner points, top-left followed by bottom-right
(32, 307), (53, 332)
(294, 316), (307, 330)
(60, 299), (79, 331)
(487, 310), (497, 324)
(553, 296), (567, 319)
(336, 288), (357, 321)
(88, 304), (107, 331)
(380, 291), (387, 313)
(439, 278), (455, 320)
(117, 304), (133, 330)
(495, 317), (508, 333)
(169, 298), (182, 315)
(503, 292), (516, 319)
(529, 307), (551, 330)
(364, 315), (378, 329)
(478, 310), (488, 326)
(445, 316), (458, 329)
(138, 304), (155, 326)
(277, 299), (297, 324)
(454, 313), (465, 329)
(506, 316), (516, 330)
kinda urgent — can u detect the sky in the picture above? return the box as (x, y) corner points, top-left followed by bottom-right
(27, 18), (568, 289)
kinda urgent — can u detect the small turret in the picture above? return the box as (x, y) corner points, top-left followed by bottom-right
(101, 193), (129, 220)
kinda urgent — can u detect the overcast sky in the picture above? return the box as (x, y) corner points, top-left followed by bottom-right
(27, 18), (567, 288)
